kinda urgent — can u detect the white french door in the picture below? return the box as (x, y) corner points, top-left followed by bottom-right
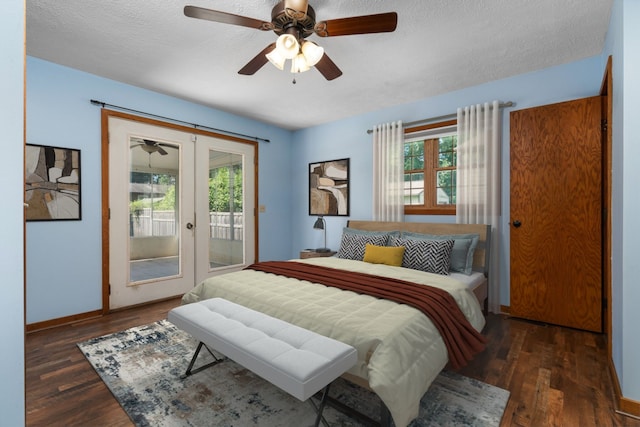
(194, 135), (256, 284)
(107, 115), (255, 310)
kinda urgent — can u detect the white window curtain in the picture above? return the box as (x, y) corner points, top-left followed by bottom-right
(372, 121), (404, 222)
(456, 101), (501, 313)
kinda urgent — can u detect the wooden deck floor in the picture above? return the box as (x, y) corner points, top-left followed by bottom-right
(25, 298), (639, 426)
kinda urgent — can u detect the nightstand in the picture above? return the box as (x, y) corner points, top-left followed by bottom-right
(299, 250), (337, 259)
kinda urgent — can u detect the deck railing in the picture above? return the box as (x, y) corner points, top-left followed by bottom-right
(130, 209), (242, 240)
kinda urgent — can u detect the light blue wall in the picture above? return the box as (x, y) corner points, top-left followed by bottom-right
(606, 0), (640, 402)
(291, 55), (604, 308)
(621, 0), (640, 401)
(0, 1), (25, 425)
(621, 0), (640, 402)
(26, 57), (294, 324)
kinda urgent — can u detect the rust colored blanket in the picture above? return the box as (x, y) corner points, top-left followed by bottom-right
(245, 261), (486, 369)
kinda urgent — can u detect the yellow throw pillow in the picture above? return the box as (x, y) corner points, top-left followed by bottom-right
(363, 243), (405, 267)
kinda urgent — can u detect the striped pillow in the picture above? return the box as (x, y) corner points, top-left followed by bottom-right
(390, 236), (454, 275)
(337, 233), (388, 261)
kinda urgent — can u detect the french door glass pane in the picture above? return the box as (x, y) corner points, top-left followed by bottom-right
(208, 150), (244, 268)
(128, 138), (180, 283)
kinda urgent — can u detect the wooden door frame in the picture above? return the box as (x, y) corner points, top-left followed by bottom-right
(100, 109), (259, 314)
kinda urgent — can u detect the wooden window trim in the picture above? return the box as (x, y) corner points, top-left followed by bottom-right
(405, 119), (457, 134)
(405, 206), (455, 215)
(404, 119), (457, 216)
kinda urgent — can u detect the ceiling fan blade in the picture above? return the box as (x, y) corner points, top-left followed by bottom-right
(314, 53), (342, 81)
(315, 12), (398, 37)
(238, 43), (277, 75)
(156, 146), (168, 156)
(184, 5), (272, 31)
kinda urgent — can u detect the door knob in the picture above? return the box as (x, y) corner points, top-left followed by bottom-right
(512, 220), (521, 228)
(186, 222), (194, 230)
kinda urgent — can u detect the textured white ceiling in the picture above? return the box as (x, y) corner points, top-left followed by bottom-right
(26, 0), (612, 130)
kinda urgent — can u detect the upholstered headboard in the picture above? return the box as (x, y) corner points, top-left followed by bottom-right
(346, 220), (491, 277)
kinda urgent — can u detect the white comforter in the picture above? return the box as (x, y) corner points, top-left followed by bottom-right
(181, 257), (486, 427)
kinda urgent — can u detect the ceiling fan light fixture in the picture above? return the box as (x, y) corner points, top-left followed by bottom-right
(266, 49), (286, 70)
(275, 33), (300, 59)
(291, 53), (311, 73)
(140, 144), (155, 154)
(284, 0), (308, 20)
(186, 4), (398, 81)
(301, 40), (324, 66)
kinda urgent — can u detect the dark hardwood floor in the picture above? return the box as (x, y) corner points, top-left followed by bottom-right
(458, 314), (638, 427)
(26, 299), (639, 426)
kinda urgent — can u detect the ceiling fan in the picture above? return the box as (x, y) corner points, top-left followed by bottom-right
(130, 139), (176, 156)
(184, 1), (398, 80)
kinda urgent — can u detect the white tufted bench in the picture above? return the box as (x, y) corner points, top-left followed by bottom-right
(168, 298), (357, 426)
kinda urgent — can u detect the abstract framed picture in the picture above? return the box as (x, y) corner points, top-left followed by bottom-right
(25, 144), (82, 221)
(309, 158), (349, 216)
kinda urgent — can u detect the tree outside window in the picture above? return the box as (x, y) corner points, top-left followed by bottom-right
(209, 164), (243, 212)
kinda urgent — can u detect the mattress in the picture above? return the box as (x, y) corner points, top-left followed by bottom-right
(181, 257), (485, 427)
(450, 271), (487, 307)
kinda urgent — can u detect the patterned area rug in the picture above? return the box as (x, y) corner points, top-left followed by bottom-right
(78, 320), (509, 427)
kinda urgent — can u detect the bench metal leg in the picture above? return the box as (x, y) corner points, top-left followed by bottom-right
(181, 341), (391, 427)
(310, 383), (331, 427)
(180, 341), (224, 379)
(309, 385), (383, 427)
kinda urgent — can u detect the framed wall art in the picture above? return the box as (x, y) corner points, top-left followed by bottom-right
(25, 144), (82, 221)
(309, 158), (349, 216)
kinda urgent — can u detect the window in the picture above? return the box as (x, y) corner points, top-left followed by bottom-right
(129, 171), (177, 237)
(404, 120), (457, 215)
(208, 156), (244, 242)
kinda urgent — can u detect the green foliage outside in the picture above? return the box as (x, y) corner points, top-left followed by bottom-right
(209, 165), (243, 212)
(404, 140), (424, 171)
(153, 185), (176, 210)
(438, 135), (457, 168)
(437, 136), (457, 204)
(129, 172), (177, 213)
(129, 167), (243, 214)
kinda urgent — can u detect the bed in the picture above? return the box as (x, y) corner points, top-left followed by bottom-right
(346, 220), (490, 313)
(181, 221), (490, 427)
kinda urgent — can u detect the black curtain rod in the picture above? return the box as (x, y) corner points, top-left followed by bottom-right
(90, 99), (270, 143)
(366, 101), (515, 134)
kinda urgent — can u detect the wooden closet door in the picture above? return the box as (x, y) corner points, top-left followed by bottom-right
(510, 97), (602, 332)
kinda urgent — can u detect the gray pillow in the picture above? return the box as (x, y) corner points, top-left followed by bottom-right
(402, 232), (479, 275)
(341, 227), (400, 245)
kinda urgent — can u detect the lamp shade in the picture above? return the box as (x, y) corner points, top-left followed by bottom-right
(266, 49), (286, 70)
(313, 216), (330, 252)
(275, 33), (300, 59)
(291, 53), (311, 73)
(301, 41), (324, 67)
(313, 217), (325, 230)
